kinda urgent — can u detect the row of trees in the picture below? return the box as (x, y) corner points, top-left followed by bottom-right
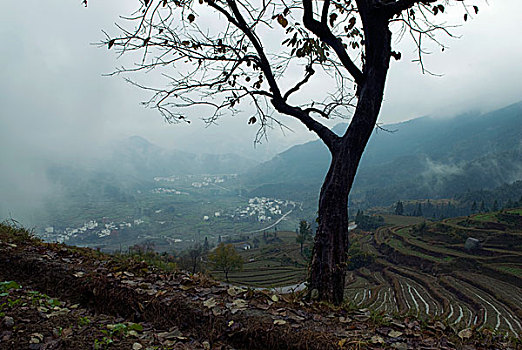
(470, 197), (522, 213)
(394, 196), (522, 220)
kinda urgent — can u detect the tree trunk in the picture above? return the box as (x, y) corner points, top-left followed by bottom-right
(308, 13), (392, 305)
(308, 150), (352, 304)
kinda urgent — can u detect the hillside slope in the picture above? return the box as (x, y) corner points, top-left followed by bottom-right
(1, 223), (517, 349)
(244, 101), (522, 206)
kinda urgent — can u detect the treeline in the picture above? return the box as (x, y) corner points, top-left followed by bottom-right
(390, 181), (522, 220)
(393, 200), (469, 219)
(354, 210), (385, 230)
(455, 180), (522, 211)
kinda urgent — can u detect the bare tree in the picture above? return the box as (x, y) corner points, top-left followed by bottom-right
(103, 0), (480, 304)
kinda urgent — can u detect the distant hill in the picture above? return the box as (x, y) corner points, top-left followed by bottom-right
(244, 101), (522, 206)
(104, 135), (259, 180)
(47, 135), (259, 192)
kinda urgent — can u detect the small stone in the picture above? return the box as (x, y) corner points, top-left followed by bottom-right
(132, 343), (143, 350)
(3, 316), (14, 328)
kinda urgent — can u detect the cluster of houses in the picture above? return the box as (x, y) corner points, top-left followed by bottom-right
(203, 212), (222, 221)
(151, 187), (188, 195)
(39, 218), (145, 243)
(232, 197), (294, 222)
(191, 175), (228, 188)
(153, 175), (182, 182)
(154, 174), (236, 189)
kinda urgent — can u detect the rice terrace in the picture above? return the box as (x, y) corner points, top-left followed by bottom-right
(216, 209), (522, 336)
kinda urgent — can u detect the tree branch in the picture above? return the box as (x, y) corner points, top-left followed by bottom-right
(223, 0), (337, 147)
(302, 0), (364, 85)
(379, 0), (437, 18)
(271, 99), (339, 151)
(283, 64), (315, 101)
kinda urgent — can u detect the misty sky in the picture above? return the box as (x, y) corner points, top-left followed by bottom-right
(2, 1), (522, 156)
(1, 1), (522, 221)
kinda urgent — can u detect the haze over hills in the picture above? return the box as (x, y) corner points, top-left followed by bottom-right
(104, 135), (259, 179)
(3, 101), (521, 241)
(44, 135), (260, 208)
(1, 136), (259, 226)
(244, 101), (522, 207)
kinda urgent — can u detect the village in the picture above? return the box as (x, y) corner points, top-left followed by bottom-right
(153, 174), (237, 188)
(39, 218), (146, 244)
(230, 197), (298, 223)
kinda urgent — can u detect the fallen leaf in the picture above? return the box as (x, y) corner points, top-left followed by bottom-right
(434, 321), (446, 331)
(212, 307), (223, 316)
(370, 335), (384, 344)
(61, 328), (73, 338)
(227, 287), (244, 297)
(458, 328), (473, 339)
(391, 342), (408, 350)
(157, 329), (183, 340)
(388, 330), (403, 338)
(29, 333), (44, 344)
(203, 298), (217, 308)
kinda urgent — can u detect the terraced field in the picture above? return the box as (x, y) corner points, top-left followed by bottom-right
(210, 231), (308, 288)
(209, 210), (521, 336)
(349, 209), (522, 336)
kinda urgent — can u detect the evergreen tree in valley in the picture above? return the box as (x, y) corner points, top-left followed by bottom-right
(394, 201), (404, 215)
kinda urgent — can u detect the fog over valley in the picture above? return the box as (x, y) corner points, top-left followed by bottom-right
(1, 1), (522, 345)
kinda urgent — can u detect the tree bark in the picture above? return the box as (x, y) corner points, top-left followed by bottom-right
(308, 11), (392, 305)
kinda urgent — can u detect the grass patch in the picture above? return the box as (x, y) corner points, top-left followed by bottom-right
(0, 220), (40, 245)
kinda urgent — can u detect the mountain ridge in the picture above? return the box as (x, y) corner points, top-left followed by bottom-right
(243, 101), (522, 206)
